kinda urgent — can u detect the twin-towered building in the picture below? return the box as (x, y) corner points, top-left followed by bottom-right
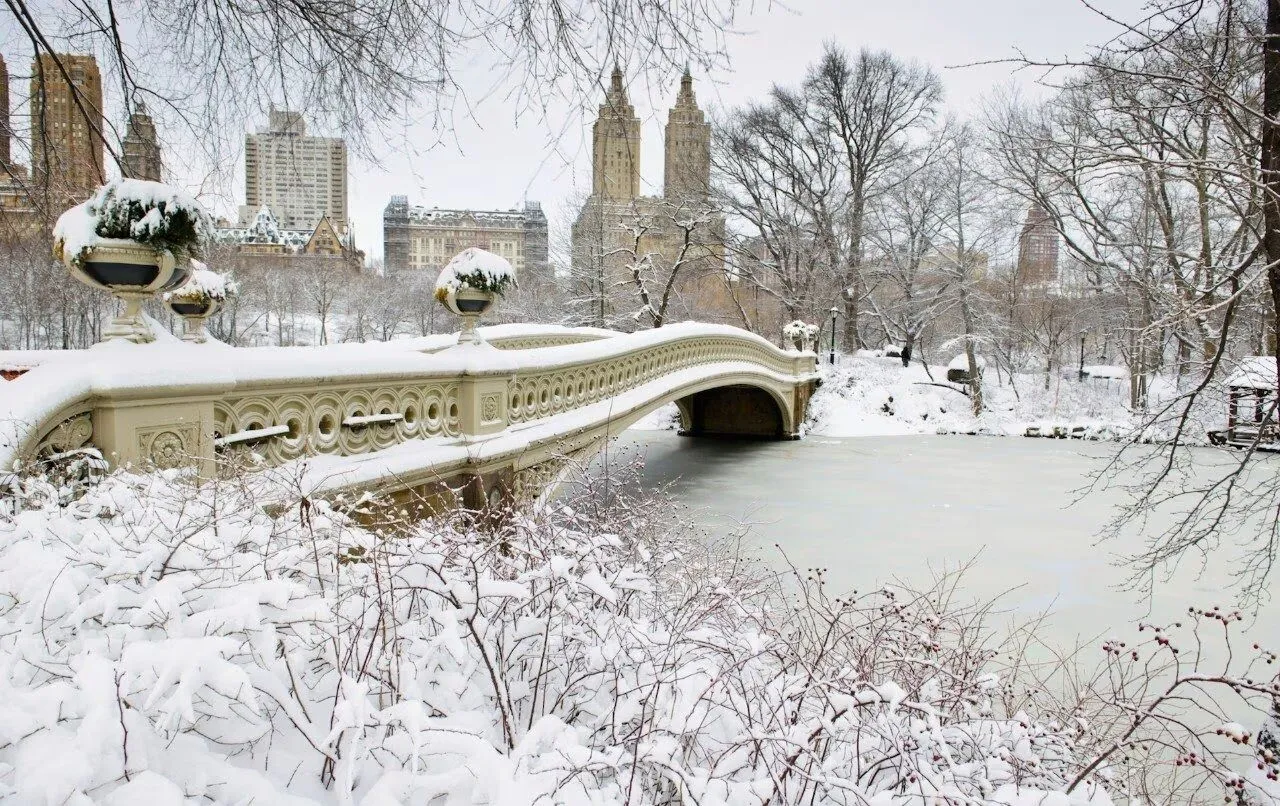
(587, 66), (712, 204)
(570, 67), (729, 327)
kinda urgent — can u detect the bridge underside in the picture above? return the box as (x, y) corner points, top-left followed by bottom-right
(676, 384), (791, 439)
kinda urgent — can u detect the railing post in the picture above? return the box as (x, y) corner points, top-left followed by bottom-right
(92, 399), (216, 476)
(457, 371), (511, 438)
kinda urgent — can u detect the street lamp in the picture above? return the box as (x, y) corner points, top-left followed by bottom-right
(829, 306), (839, 365)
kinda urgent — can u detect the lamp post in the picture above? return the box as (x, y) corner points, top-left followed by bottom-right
(829, 306), (839, 365)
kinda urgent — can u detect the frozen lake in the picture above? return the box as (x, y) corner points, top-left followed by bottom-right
(606, 431), (1280, 650)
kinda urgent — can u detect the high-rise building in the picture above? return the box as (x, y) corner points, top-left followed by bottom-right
(241, 108), (347, 232)
(383, 197), (549, 277)
(31, 53), (104, 207)
(591, 66), (641, 201)
(1016, 204), (1060, 286)
(663, 69), (711, 201)
(571, 68), (728, 328)
(0, 54), (11, 170)
(0, 54), (38, 238)
(122, 102), (162, 181)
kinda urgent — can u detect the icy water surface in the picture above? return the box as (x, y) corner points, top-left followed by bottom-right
(604, 432), (1280, 650)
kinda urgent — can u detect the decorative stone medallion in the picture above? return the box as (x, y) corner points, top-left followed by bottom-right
(481, 393), (502, 424)
(137, 424), (199, 470)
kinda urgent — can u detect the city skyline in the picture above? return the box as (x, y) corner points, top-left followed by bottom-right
(0, 0), (1148, 266)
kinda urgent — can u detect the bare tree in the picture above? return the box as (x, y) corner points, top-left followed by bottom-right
(7, 0), (746, 181)
(714, 91), (844, 337)
(866, 152), (955, 365)
(568, 197), (727, 330)
(988, 1), (1280, 601)
(806, 44), (943, 351)
(931, 122), (1014, 415)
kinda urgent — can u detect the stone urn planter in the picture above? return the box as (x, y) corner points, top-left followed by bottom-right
(164, 265), (235, 344)
(435, 247), (515, 345)
(782, 320), (815, 352)
(440, 286), (497, 344)
(67, 240), (189, 343)
(166, 296), (222, 343)
(53, 179), (212, 344)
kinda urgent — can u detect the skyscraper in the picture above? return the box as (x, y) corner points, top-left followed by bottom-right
(122, 102), (162, 181)
(571, 68), (727, 327)
(241, 108), (348, 232)
(663, 69), (711, 201)
(30, 53), (104, 207)
(591, 66), (641, 201)
(0, 54), (11, 170)
(1016, 204), (1060, 286)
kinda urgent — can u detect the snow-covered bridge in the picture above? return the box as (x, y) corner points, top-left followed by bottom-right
(1, 322), (818, 506)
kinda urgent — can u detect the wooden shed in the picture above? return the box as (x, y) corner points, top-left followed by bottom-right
(1211, 356), (1280, 448)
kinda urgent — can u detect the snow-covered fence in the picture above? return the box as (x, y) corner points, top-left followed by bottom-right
(1, 321), (818, 498)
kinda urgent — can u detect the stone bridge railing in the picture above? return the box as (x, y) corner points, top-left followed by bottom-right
(2, 322), (818, 499)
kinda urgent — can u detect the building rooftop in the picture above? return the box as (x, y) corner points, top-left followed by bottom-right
(215, 205), (354, 250)
(386, 200), (546, 227)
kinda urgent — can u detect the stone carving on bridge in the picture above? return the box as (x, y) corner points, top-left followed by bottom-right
(481, 393), (502, 425)
(212, 383), (463, 465)
(3, 323), (818, 506)
(34, 411), (94, 459)
(138, 424), (199, 470)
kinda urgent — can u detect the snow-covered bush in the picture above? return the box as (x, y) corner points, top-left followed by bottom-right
(0, 461), (1275, 804)
(54, 179), (212, 267)
(165, 264), (238, 305)
(433, 247), (516, 302)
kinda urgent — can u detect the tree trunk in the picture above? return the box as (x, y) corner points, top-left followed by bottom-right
(1265, 0), (1280, 392)
(842, 290), (859, 354)
(959, 282), (983, 416)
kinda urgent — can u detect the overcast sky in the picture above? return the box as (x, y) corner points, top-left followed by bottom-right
(225, 0), (1148, 263)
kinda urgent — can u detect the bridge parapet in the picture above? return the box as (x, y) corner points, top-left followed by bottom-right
(1, 323), (818, 496)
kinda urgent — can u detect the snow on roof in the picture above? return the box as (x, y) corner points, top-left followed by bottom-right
(405, 206), (532, 227)
(947, 353), (987, 371)
(216, 207), (354, 250)
(1228, 356), (1278, 390)
(1082, 365), (1127, 379)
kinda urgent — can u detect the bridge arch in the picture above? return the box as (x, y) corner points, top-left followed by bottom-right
(676, 384), (790, 439)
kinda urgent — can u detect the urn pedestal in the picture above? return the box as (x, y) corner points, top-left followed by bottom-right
(167, 297), (222, 343)
(441, 287), (497, 344)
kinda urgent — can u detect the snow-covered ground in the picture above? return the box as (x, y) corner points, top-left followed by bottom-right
(626, 404), (680, 431)
(627, 354), (1154, 440)
(1, 468), (1183, 805)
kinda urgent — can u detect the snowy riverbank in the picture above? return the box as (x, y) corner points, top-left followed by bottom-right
(806, 354), (1143, 439)
(628, 354), (1151, 439)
